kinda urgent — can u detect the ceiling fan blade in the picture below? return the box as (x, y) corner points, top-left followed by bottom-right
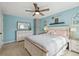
(25, 10), (34, 12)
(39, 8), (49, 12)
(39, 12), (44, 16)
(33, 3), (38, 9)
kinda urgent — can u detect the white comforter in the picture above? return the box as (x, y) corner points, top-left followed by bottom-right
(26, 34), (68, 56)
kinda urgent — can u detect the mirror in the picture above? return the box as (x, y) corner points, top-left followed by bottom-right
(17, 21), (31, 30)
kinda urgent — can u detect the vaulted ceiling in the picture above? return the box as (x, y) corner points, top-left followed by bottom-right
(0, 2), (79, 18)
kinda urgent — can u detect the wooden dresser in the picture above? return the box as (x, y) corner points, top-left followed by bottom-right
(16, 30), (33, 41)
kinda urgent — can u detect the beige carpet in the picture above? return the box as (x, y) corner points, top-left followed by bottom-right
(0, 41), (79, 56)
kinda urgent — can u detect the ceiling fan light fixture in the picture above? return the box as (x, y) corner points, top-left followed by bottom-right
(25, 3), (49, 16)
(35, 12), (39, 15)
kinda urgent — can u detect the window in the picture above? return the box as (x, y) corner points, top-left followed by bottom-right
(17, 21), (31, 30)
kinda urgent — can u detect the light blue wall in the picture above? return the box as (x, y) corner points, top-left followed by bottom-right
(3, 6), (79, 43)
(3, 14), (34, 43)
(40, 6), (79, 38)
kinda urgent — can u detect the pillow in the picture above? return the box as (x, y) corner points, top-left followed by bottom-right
(47, 30), (56, 36)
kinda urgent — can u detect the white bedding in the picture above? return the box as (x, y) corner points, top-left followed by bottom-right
(26, 34), (68, 56)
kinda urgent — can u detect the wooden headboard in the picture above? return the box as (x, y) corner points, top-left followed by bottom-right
(48, 26), (69, 30)
(48, 26), (70, 38)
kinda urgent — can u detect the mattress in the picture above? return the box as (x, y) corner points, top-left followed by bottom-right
(25, 34), (68, 56)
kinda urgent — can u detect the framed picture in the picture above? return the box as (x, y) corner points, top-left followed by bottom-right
(17, 21), (31, 30)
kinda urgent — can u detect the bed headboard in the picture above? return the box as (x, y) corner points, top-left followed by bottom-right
(48, 26), (69, 30)
(47, 26), (70, 38)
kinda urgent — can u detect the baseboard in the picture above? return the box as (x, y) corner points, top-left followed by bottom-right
(3, 40), (15, 44)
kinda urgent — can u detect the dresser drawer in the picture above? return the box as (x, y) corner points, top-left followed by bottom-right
(71, 40), (79, 45)
(71, 42), (79, 47)
(70, 39), (79, 52)
(71, 46), (79, 52)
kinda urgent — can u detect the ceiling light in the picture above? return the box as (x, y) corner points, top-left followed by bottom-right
(70, 28), (76, 31)
(35, 12), (39, 15)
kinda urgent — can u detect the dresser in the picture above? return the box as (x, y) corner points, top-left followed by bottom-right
(16, 30), (33, 41)
(69, 39), (79, 53)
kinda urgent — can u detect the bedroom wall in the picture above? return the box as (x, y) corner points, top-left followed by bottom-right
(40, 6), (79, 39)
(3, 6), (79, 43)
(3, 14), (34, 43)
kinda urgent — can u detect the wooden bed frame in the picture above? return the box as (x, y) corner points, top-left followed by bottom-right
(24, 38), (68, 56)
(24, 38), (48, 56)
(24, 26), (70, 56)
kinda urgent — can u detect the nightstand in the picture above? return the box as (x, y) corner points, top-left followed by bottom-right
(69, 39), (79, 53)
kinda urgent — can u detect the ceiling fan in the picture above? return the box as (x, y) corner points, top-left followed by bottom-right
(25, 3), (49, 16)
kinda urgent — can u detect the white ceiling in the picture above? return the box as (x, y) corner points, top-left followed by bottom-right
(0, 2), (79, 18)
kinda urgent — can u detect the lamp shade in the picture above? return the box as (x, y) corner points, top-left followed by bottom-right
(44, 26), (48, 32)
(35, 12), (39, 15)
(70, 28), (76, 31)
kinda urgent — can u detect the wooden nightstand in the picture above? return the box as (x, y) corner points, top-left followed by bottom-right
(69, 39), (79, 53)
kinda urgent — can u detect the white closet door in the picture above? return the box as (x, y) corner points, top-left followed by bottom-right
(0, 15), (2, 33)
(0, 8), (3, 48)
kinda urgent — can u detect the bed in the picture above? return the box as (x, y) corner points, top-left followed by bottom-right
(24, 26), (70, 56)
